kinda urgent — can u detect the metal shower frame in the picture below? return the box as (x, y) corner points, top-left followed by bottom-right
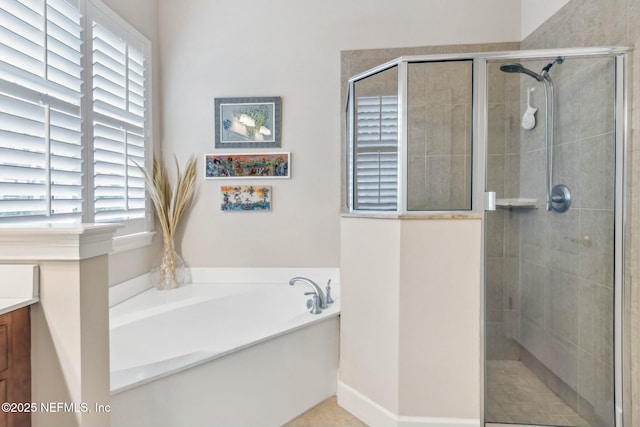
(345, 45), (630, 427)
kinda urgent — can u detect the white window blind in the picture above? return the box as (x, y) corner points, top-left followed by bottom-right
(0, 0), (151, 236)
(354, 96), (398, 210)
(90, 16), (148, 231)
(0, 0), (83, 222)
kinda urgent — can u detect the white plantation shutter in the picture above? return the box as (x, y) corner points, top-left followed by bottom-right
(354, 96), (398, 210)
(0, 0), (152, 237)
(0, 0), (83, 222)
(90, 9), (149, 233)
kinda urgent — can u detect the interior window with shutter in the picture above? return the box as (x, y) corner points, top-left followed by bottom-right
(353, 95), (398, 210)
(0, 0), (83, 223)
(0, 0), (152, 239)
(89, 3), (149, 235)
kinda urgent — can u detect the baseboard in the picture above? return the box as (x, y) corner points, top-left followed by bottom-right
(337, 379), (480, 427)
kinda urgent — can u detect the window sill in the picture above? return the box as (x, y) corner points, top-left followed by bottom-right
(111, 231), (156, 254)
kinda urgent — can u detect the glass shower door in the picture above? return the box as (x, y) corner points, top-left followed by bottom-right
(483, 54), (618, 427)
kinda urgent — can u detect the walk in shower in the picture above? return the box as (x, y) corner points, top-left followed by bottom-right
(345, 46), (629, 427)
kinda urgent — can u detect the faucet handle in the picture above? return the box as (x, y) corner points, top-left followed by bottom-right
(304, 292), (322, 314)
(325, 279), (334, 305)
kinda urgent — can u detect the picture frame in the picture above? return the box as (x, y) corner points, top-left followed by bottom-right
(220, 185), (271, 211)
(214, 97), (281, 148)
(204, 152), (290, 179)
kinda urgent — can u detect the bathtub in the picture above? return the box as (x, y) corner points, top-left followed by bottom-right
(109, 268), (340, 427)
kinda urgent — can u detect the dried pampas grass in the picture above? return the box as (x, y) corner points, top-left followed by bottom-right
(138, 154), (197, 288)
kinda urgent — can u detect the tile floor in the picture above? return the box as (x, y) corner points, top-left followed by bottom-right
(283, 396), (367, 427)
(486, 360), (591, 426)
(286, 362), (592, 427)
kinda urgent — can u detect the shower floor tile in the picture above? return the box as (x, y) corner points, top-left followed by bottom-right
(486, 360), (591, 427)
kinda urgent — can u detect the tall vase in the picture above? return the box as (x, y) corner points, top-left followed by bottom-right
(151, 234), (189, 290)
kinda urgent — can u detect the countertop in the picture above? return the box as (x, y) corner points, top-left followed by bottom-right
(0, 297), (39, 316)
(0, 264), (40, 315)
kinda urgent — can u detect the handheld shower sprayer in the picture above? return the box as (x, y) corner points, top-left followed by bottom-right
(499, 56), (565, 80)
(499, 55), (570, 213)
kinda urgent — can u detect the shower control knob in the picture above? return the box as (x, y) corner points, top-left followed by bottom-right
(550, 184), (571, 213)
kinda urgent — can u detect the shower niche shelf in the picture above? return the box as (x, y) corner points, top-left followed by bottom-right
(496, 198), (538, 209)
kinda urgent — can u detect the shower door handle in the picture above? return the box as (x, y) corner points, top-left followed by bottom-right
(484, 191), (496, 211)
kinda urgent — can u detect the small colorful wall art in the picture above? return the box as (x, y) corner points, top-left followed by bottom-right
(204, 152), (290, 179)
(220, 185), (271, 211)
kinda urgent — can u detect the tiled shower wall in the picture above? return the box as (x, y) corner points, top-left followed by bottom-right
(515, 56), (616, 427)
(485, 63), (520, 360)
(407, 61), (472, 210)
(485, 62), (522, 361)
(485, 51), (618, 426)
(521, 1), (640, 425)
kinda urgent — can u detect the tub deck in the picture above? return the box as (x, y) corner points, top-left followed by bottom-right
(109, 268), (340, 394)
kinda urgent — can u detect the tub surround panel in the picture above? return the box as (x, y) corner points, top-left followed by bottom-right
(108, 236), (160, 288)
(110, 267), (341, 425)
(109, 267), (340, 307)
(188, 267), (340, 285)
(339, 217), (481, 423)
(108, 274), (153, 308)
(111, 317), (339, 427)
(109, 268), (340, 393)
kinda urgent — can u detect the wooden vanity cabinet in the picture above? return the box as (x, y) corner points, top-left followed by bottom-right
(0, 307), (31, 427)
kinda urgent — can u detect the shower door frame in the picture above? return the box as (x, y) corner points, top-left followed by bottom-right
(476, 46), (630, 427)
(345, 46), (630, 427)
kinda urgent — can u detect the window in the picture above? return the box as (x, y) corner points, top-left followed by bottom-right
(89, 2), (150, 235)
(0, 0), (152, 237)
(353, 95), (398, 210)
(0, 0), (83, 222)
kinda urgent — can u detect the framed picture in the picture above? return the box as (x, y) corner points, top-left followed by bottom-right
(214, 97), (281, 148)
(204, 152), (290, 179)
(221, 185), (271, 211)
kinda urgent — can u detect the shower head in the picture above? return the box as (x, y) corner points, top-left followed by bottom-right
(499, 63), (523, 73)
(499, 62), (543, 81)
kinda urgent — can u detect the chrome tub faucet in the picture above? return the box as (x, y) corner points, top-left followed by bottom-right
(289, 276), (331, 314)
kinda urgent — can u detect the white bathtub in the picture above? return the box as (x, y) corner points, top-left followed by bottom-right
(109, 268), (340, 427)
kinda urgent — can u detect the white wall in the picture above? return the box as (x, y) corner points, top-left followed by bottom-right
(94, 0), (573, 275)
(521, 0), (571, 39)
(340, 218), (401, 414)
(339, 217), (482, 424)
(397, 220), (481, 418)
(157, 0), (521, 269)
